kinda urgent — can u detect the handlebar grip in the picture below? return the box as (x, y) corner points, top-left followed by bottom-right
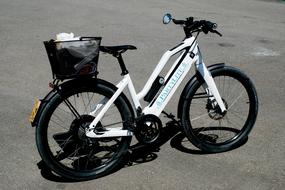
(212, 30), (223, 37)
(172, 19), (185, 25)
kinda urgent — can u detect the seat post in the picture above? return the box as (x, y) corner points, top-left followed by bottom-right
(114, 53), (129, 76)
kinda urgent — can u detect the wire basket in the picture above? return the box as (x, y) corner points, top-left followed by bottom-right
(44, 37), (102, 80)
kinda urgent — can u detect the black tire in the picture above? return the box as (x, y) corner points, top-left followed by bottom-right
(181, 66), (258, 152)
(36, 78), (134, 180)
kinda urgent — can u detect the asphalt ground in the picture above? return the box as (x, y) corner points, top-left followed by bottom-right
(0, 0), (284, 189)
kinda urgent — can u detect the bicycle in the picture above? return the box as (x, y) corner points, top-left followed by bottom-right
(30, 14), (258, 180)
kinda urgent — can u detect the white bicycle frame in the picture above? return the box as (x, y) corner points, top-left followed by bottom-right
(86, 36), (226, 138)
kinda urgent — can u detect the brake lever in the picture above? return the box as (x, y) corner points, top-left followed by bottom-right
(212, 30), (223, 37)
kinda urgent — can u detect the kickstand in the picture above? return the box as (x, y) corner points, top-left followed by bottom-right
(162, 111), (181, 127)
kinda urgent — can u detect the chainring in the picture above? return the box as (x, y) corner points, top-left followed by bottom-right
(135, 114), (162, 144)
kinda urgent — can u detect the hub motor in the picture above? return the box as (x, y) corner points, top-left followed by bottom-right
(53, 115), (98, 154)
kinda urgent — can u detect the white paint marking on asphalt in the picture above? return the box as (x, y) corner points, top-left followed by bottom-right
(252, 47), (280, 56)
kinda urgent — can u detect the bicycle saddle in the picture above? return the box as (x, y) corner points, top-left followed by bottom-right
(100, 45), (137, 54)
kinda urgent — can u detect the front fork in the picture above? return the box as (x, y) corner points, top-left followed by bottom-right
(196, 62), (226, 112)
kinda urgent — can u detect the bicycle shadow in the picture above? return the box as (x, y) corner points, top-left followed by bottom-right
(37, 120), (248, 182)
(36, 120), (181, 182)
(126, 121), (248, 161)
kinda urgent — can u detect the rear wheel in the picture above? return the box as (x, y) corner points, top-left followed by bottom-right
(36, 79), (134, 180)
(181, 66), (258, 152)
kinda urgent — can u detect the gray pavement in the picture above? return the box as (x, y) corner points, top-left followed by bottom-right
(0, 0), (284, 189)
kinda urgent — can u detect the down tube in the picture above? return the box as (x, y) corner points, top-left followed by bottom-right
(143, 54), (195, 116)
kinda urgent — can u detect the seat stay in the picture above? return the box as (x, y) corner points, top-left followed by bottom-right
(86, 75), (130, 133)
(86, 74), (137, 138)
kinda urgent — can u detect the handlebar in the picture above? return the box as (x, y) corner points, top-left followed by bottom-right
(172, 17), (222, 37)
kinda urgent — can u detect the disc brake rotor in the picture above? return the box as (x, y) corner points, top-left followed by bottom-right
(207, 98), (228, 120)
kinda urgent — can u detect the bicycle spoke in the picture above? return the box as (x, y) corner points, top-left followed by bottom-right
(228, 109), (246, 121)
(228, 91), (245, 110)
(225, 115), (242, 129)
(66, 144), (81, 160)
(84, 92), (95, 114)
(52, 112), (69, 124)
(54, 136), (73, 158)
(55, 106), (73, 118)
(191, 111), (214, 122)
(50, 119), (69, 130)
(229, 108), (248, 116)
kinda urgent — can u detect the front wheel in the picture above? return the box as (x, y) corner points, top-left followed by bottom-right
(36, 78), (134, 180)
(181, 66), (258, 153)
